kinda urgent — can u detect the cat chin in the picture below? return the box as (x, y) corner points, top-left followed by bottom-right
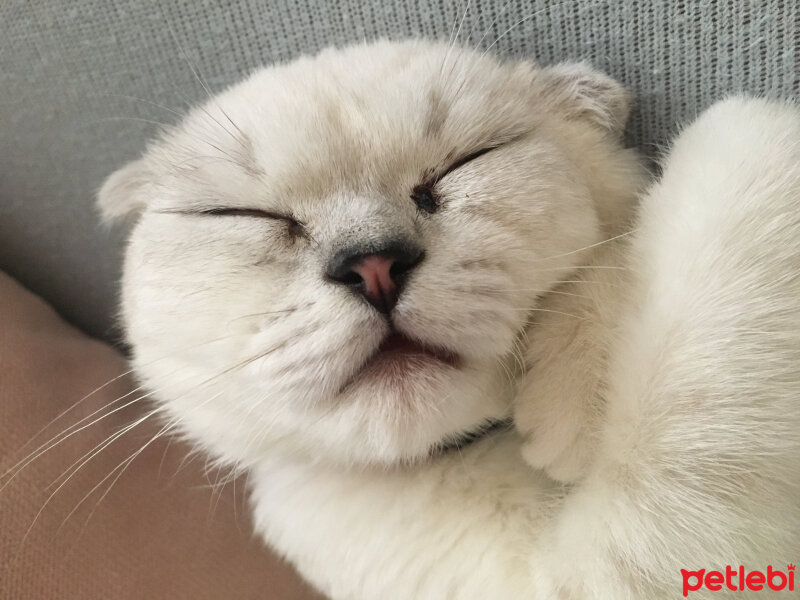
(326, 355), (513, 465)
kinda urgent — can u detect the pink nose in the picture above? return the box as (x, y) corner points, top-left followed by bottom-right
(351, 255), (397, 311)
(326, 243), (424, 314)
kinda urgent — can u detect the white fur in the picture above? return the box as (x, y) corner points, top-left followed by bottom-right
(520, 97), (800, 598)
(100, 39), (800, 599)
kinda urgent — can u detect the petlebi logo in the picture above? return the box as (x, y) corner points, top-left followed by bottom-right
(681, 564), (795, 596)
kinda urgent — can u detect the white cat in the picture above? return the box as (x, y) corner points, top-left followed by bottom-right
(99, 40), (800, 598)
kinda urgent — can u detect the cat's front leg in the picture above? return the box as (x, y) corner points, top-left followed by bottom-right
(514, 241), (628, 484)
(534, 97), (800, 598)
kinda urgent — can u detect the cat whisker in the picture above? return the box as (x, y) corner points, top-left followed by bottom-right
(512, 307), (589, 321)
(543, 278), (631, 292)
(159, 5), (252, 163)
(159, 7), (228, 129)
(173, 128), (253, 171)
(21, 405), (166, 544)
(170, 153), (250, 172)
(471, 0), (516, 53)
(45, 404), (168, 493)
(543, 279), (612, 285)
(1, 389), (149, 492)
(437, 0), (478, 105)
(536, 265), (630, 272)
(531, 228), (638, 264)
(230, 468), (246, 535)
(503, 288), (599, 301)
(207, 459), (244, 522)
(482, 2), (574, 58)
(440, 2), (464, 72)
(93, 117), (245, 169)
(86, 421), (181, 526)
(58, 416), (181, 537)
(509, 334), (528, 376)
(452, 0), (473, 50)
(156, 425), (179, 480)
(226, 306), (307, 324)
(2, 332), (254, 493)
(5, 366), (140, 469)
(37, 378), (234, 538)
(96, 92), (185, 119)
(94, 115), (174, 129)
(170, 441), (205, 481)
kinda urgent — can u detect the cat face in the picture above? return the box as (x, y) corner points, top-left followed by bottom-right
(100, 40), (640, 467)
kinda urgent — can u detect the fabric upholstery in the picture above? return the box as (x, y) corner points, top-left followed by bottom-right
(0, 271), (324, 600)
(1, 1), (798, 339)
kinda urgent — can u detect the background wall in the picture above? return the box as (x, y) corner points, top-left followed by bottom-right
(2, 0), (798, 341)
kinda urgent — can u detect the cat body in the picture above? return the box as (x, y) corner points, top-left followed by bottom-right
(249, 98), (800, 599)
(100, 41), (800, 598)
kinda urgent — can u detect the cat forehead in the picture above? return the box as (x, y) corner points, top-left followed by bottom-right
(149, 41), (539, 202)
(213, 40), (536, 142)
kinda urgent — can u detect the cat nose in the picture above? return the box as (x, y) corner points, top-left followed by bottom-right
(327, 242), (423, 314)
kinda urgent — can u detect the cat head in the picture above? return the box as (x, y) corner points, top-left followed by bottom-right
(99, 40), (640, 468)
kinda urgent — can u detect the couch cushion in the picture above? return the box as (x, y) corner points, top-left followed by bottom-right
(0, 271), (324, 600)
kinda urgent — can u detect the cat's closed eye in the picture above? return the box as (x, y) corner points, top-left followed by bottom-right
(411, 145), (501, 213)
(186, 207), (306, 237)
(199, 207), (290, 220)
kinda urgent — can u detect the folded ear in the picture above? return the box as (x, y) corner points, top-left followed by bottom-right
(96, 158), (152, 223)
(535, 62), (631, 135)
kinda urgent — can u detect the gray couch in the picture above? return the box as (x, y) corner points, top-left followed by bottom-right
(2, 0), (798, 341)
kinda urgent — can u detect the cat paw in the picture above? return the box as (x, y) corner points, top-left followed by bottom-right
(513, 244), (628, 483)
(513, 287), (611, 483)
(518, 409), (595, 483)
(515, 371), (599, 483)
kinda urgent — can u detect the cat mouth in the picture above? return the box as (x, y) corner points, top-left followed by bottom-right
(340, 331), (460, 393)
(373, 332), (460, 367)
